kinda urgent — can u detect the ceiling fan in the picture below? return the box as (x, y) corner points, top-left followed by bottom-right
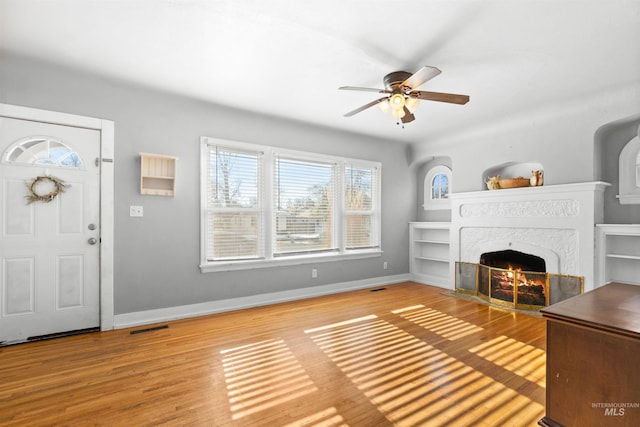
(339, 66), (469, 124)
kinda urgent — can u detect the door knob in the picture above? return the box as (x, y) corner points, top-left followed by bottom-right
(88, 238), (98, 245)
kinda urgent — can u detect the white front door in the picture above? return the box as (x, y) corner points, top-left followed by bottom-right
(0, 117), (101, 344)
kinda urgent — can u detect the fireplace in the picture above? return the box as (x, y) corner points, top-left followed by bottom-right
(455, 260), (583, 310)
(481, 250), (547, 307)
(450, 182), (609, 299)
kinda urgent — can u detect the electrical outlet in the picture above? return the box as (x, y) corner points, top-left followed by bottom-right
(383, 261), (388, 270)
(311, 268), (318, 278)
(130, 205), (144, 217)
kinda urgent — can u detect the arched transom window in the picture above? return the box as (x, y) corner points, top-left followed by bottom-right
(2, 136), (83, 168)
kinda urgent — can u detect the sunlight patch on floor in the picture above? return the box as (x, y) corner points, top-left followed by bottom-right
(395, 306), (484, 340)
(468, 335), (546, 385)
(281, 407), (348, 427)
(306, 314), (544, 426)
(221, 339), (318, 420)
(304, 315), (378, 334)
(390, 304), (425, 314)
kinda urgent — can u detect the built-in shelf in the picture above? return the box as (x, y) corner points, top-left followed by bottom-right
(140, 152), (178, 196)
(607, 254), (640, 260)
(410, 222), (451, 288)
(414, 255), (450, 263)
(415, 239), (449, 244)
(596, 224), (640, 286)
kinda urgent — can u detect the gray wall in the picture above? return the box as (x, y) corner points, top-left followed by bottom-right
(0, 52), (414, 315)
(409, 84), (640, 194)
(410, 85), (640, 224)
(412, 114), (640, 225)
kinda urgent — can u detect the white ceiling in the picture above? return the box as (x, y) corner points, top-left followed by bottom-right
(2, 0), (639, 144)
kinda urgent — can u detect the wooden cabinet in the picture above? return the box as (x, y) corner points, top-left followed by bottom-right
(409, 222), (451, 288)
(539, 282), (640, 427)
(595, 224), (640, 286)
(140, 152), (177, 196)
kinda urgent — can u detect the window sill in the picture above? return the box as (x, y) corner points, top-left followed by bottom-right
(617, 193), (640, 205)
(200, 249), (383, 273)
(422, 201), (451, 211)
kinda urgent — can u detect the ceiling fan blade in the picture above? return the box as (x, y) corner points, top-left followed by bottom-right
(402, 66), (442, 89)
(339, 86), (391, 94)
(410, 90), (470, 105)
(343, 97), (389, 117)
(401, 106), (415, 124)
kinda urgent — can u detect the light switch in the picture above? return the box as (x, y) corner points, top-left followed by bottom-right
(130, 205), (144, 217)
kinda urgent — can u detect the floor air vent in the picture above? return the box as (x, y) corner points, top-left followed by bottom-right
(370, 287), (387, 292)
(130, 325), (169, 335)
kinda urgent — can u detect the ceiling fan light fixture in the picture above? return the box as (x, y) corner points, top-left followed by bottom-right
(378, 99), (390, 113)
(389, 93), (405, 110)
(392, 108), (405, 119)
(405, 97), (420, 112)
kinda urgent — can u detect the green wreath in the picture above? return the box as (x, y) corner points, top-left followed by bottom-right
(26, 175), (68, 204)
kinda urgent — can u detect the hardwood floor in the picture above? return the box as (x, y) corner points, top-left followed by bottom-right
(0, 282), (546, 426)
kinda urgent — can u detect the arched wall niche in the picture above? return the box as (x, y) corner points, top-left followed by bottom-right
(416, 156), (452, 222)
(482, 161), (544, 190)
(617, 124), (640, 204)
(594, 113), (640, 223)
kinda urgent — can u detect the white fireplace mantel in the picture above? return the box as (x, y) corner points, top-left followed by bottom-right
(450, 182), (610, 292)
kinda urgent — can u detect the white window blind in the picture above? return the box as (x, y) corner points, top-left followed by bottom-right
(345, 164), (379, 249)
(206, 145), (263, 261)
(274, 155), (337, 256)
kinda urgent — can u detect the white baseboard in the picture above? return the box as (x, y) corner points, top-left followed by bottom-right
(113, 273), (411, 329)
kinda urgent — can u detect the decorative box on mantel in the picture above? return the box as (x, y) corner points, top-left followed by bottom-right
(450, 182), (610, 293)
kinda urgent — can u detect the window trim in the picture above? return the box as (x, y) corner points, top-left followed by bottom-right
(200, 137), (382, 272)
(423, 165), (452, 210)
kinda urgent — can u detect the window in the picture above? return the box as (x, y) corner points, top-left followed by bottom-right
(432, 173), (449, 200)
(345, 163), (379, 249)
(201, 137), (381, 271)
(274, 154), (337, 256)
(205, 145), (263, 261)
(617, 129), (640, 205)
(2, 136), (83, 168)
(423, 165), (452, 210)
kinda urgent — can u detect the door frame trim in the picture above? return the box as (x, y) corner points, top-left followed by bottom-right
(0, 103), (115, 331)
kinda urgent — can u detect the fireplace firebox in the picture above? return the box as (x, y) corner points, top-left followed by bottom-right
(480, 249), (546, 272)
(455, 254), (583, 311)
